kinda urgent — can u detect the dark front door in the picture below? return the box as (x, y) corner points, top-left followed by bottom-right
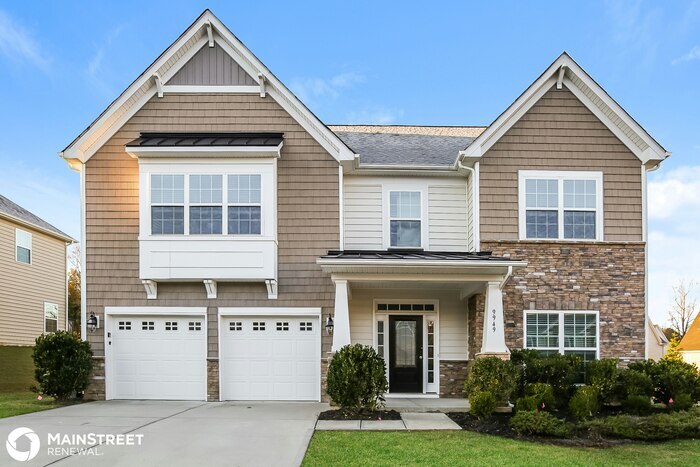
(389, 315), (423, 393)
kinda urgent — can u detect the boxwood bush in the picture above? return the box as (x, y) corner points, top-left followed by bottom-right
(510, 349), (578, 408)
(515, 383), (556, 413)
(33, 331), (93, 400)
(470, 390), (497, 420)
(569, 386), (600, 421)
(628, 359), (700, 406)
(622, 395), (653, 416)
(464, 357), (518, 404)
(326, 344), (388, 414)
(585, 359), (619, 403)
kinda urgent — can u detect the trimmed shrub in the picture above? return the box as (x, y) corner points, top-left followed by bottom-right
(326, 344), (388, 414)
(470, 391), (497, 420)
(585, 359), (619, 403)
(515, 396), (538, 413)
(586, 407), (700, 441)
(464, 357), (518, 403)
(618, 368), (654, 399)
(629, 359), (700, 406)
(669, 393), (694, 412)
(569, 386), (600, 421)
(33, 331), (93, 400)
(510, 349), (578, 408)
(622, 395), (653, 416)
(509, 410), (570, 438)
(525, 383), (555, 411)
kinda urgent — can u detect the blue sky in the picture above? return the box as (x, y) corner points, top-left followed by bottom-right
(0, 1), (698, 324)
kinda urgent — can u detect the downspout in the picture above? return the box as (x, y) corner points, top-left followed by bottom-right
(457, 152), (479, 252)
(642, 162), (660, 360)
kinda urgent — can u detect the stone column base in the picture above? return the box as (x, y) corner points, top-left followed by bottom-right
(475, 352), (511, 361)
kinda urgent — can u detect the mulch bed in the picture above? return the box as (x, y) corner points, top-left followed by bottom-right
(318, 408), (402, 421)
(446, 412), (634, 448)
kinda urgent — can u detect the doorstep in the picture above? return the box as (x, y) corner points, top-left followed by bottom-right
(315, 413), (461, 431)
(384, 397), (470, 413)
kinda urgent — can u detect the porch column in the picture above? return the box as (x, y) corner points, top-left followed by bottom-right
(332, 279), (351, 352)
(479, 281), (509, 358)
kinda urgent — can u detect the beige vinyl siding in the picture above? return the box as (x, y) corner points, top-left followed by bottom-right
(428, 183), (468, 251)
(343, 183), (383, 250)
(348, 288), (468, 360)
(0, 217), (67, 346)
(84, 93), (339, 359)
(167, 42), (256, 86)
(480, 86), (643, 242)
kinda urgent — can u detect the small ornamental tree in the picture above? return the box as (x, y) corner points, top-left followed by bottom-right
(33, 331), (93, 400)
(326, 344), (388, 414)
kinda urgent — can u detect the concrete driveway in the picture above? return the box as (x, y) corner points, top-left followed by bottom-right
(0, 401), (328, 467)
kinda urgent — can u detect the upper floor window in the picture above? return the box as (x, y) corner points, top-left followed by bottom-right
(389, 191), (421, 248)
(519, 171), (603, 241)
(149, 173), (263, 236)
(228, 174), (261, 235)
(151, 175), (185, 235)
(15, 229), (32, 264)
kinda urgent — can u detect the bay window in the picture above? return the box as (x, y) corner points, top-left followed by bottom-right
(519, 171), (603, 241)
(228, 174), (261, 235)
(189, 175), (222, 235)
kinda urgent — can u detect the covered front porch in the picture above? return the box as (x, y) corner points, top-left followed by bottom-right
(317, 251), (526, 398)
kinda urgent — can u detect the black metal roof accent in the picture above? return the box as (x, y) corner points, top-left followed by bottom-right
(333, 132), (476, 167)
(320, 250), (514, 262)
(127, 132), (284, 148)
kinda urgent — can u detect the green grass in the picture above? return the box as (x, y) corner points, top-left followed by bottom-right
(303, 431), (700, 467)
(0, 346), (71, 418)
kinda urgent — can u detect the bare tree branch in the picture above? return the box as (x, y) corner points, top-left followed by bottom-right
(668, 280), (699, 338)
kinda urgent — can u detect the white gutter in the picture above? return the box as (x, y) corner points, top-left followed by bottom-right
(317, 258), (527, 269)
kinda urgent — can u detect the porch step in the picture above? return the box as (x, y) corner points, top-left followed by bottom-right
(384, 398), (470, 413)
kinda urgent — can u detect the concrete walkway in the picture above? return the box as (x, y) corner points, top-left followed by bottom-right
(315, 412), (461, 431)
(0, 400), (328, 467)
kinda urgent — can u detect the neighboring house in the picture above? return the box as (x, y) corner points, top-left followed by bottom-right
(678, 317), (700, 367)
(60, 10), (668, 401)
(646, 318), (669, 361)
(0, 195), (75, 346)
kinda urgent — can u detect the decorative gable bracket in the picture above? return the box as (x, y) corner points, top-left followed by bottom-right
(204, 279), (217, 299)
(265, 279), (278, 300)
(142, 280), (157, 300)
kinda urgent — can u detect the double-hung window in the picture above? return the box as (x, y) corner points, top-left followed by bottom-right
(389, 191), (421, 248)
(16, 229), (32, 264)
(228, 174), (261, 235)
(151, 175), (185, 235)
(525, 311), (598, 362)
(189, 175), (223, 235)
(44, 302), (58, 333)
(519, 171), (602, 241)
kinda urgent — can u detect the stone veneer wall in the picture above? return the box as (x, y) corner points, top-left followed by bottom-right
(439, 361), (469, 398)
(482, 241), (646, 362)
(84, 357), (105, 400)
(207, 360), (219, 402)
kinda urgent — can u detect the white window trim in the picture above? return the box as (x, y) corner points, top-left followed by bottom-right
(188, 174), (224, 235)
(227, 174), (262, 236)
(15, 228), (32, 265)
(522, 310), (600, 358)
(43, 302), (58, 333)
(382, 183), (429, 250)
(139, 160), (274, 241)
(518, 170), (604, 241)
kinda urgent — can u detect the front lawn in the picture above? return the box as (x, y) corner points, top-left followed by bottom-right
(303, 431), (700, 466)
(0, 346), (71, 418)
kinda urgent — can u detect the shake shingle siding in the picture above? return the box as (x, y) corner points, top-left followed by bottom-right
(479, 86), (643, 242)
(84, 93), (339, 359)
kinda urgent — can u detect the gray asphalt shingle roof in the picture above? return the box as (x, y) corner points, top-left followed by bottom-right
(0, 194), (74, 241)
(333, 131), (476, 166)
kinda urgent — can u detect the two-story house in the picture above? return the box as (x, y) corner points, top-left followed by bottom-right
(60, 10), (667, 401)
(0, 195), (74, 346)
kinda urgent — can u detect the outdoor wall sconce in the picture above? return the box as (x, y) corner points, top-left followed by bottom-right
(325, 315), (334, 335)
(87, 312), (99, 333)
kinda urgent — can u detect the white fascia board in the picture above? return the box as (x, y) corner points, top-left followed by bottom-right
(218, 307), (321, 316)
(160, 85), (260, 94)
(0, 212), (76, 243)
(125, 143), (282, 159)
(104, 306), (207, 315)
(463, 53), (668, 164)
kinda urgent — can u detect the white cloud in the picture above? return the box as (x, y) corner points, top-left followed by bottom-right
(85, 25), (125, 95)
(344, 107), (404, 125)
(290, 71), (365, 103)
(603, 0), (660, 68)
(0, 9), (50, 71)
(672, 45), (700, 65)
(647, 165), (700, 325)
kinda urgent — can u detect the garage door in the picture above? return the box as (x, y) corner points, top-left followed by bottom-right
(109, 315), (206, 400)
(220, 315), (320, 401)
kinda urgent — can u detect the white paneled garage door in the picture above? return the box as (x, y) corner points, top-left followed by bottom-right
(109, 315), (207, 400)
(220, 314), (320, 401)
